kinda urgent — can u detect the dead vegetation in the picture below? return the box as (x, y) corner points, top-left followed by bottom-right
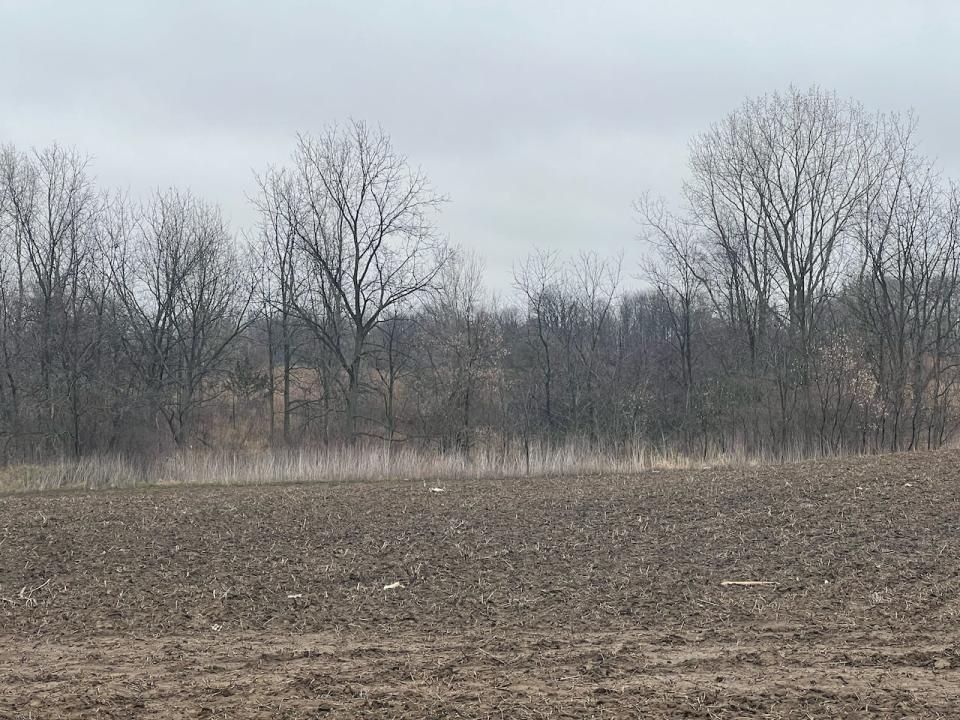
(0, 440), (837, 493)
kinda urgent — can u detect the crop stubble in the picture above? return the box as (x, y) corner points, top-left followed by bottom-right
(2, 451), (960, 717)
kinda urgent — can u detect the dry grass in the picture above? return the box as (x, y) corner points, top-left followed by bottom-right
(0, 439), (848, 493)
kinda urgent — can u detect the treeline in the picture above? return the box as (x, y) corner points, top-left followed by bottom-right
(2, 88), (960, 463)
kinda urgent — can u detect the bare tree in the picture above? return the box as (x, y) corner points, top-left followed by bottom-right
(105, 190), (253, 447)
(686, 89), (898, 366)
(568, 252), (621, 441)
(0, 145), (103, 455)
(418, 251), (497, 454)
(253, 167), (308, 445)
(268, 120), (449, 442)
(673, 87), (913, 451)
(640, 200), (704, 422)
(851, 142), (960, 451)
(514, 250), (564, 437)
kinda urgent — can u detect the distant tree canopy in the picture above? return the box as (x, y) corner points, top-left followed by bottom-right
(2, 91), (959, 462)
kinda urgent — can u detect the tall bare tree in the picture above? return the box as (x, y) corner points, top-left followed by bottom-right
(265, 121), (449, 441)
(0, 145), (103, 455)
(105, 190), (252, 447)
(253, 167), (307, 445)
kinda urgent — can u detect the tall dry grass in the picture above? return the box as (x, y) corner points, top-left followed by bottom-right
(0, 438), (848, 493)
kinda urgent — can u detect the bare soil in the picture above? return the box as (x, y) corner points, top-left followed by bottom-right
(3, 451), (960, 717)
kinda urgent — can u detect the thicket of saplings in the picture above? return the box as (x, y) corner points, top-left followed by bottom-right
(1, 86), (959, 489)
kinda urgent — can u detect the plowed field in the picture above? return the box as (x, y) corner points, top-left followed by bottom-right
(3, 451), (960, 717)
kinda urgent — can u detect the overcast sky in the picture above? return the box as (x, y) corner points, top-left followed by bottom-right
(3, 0), (960, 294)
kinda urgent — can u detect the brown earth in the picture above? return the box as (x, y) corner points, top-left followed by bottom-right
(3, 451), (960, 718)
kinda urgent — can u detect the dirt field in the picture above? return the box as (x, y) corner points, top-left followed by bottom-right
(2, 451), (960, 718)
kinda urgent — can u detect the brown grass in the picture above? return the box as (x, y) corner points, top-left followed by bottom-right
(0, 438), (849, 493)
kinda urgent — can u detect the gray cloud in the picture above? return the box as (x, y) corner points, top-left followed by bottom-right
(3, 0), (959, 292)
